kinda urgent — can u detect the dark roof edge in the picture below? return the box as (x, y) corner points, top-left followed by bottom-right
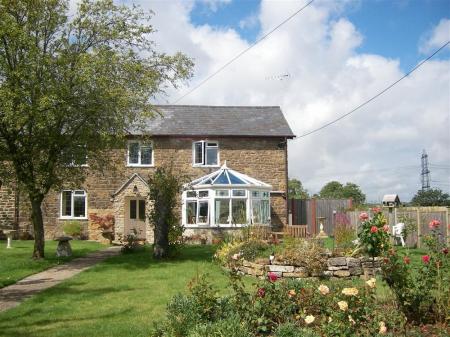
(127, 134), (296, 139)
(153, 104), (282, 108)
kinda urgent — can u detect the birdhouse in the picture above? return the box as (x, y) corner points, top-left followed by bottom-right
(382, 194), (400, 208)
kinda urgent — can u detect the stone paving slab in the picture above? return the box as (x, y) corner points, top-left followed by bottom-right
(0, 246), (121, 313)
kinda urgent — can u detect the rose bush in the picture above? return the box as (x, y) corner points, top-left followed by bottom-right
(381, 219), (449, 324)
(358, 209), (390, 258)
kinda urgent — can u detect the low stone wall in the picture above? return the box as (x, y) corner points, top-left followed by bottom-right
(237, 256), (382, 280)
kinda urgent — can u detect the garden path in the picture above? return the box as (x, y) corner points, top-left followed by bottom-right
(0, 246), (121, 312)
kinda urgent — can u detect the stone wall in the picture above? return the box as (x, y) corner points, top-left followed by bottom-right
(0, 184), (16, 228)
(14, 136), (289, 240)
(237, 256), (382, 280)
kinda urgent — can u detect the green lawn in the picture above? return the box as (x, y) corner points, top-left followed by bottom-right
(0, 240), (106, 288)
(0, 245), (231, 337)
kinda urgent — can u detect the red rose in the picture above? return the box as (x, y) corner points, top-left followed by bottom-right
(422, 255), (430, 264)
(372, 207), (381, 214)
(428, 219), (440, 230)
(370, 226), (378, 233)
(257, 287), (265, 298)
(442, 248), (448, 255)
(268, 272), (278, 282)
(383, 257), (390, 264)
(359, 212), (369, 221)
(403, 256), (410, 264)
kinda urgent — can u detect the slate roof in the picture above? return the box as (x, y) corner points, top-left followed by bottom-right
(129, 105), (295, 138)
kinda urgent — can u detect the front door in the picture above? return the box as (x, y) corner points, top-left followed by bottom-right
(125, 198), (146, 239)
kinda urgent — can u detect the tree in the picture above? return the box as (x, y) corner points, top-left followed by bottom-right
(148, 166), (186, 259)
(319, 181), (366, 205)
(411, 188), (450, 206)
(0, 0), (193, 258)
(288, 178), (309, 199)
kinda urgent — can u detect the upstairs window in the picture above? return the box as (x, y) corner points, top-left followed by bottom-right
(61, 190), (87, 219)
(63, 146), (88, 166)
(128, 141), (153, 166)
(193, 141), (218, 166)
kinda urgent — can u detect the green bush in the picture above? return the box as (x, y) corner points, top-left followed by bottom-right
(275, 323), (321, 337)
(334, 224), (356, 250)
(187, 315), (253, 337)
(165, 293), (202, 336)
(62, 221), (82, 238)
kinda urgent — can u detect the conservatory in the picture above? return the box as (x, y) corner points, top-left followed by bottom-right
(182, 163), (272, 227)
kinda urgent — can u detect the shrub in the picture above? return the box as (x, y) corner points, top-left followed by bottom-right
(275, 323), (321, 337)
(214, 238), (269, 266)
(276, 239), (327, 275)
(165, 294), (202, 336)
(62, 221), (82, 238)
(187, 315), (253, 337)
(358, 208), (390, 257)
(381, 219), (449, 324)
(334, 223), (356, 250)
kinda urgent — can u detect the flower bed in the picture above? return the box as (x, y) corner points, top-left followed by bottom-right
(237, 256), (382, 279)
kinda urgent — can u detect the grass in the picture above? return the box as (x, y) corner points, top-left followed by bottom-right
(0, 241), (431, 337)
(0, 240), (106, 288)
(0, 245), (233, 337)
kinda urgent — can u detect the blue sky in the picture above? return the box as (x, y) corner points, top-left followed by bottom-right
(190, 0), (450, 71)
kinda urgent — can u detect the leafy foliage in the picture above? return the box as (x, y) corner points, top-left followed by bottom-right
(319, 181), (366, 205)
(357, 209), (390, 258)
(288, 179), (309, 199)
(411, 188), (450, 206)
(148, 166), (188, 258)
(152, 271), (410, 337)
(381, 220), (449, 324)
(0, 0), (193, 258)
(62, 221), (82, 238)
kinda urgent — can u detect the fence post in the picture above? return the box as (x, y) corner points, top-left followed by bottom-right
(416, 208), (421, 248)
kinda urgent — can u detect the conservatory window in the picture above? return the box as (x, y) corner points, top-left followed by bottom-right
(185, 190), (210, 225)
(193, 141), (219, 166)
(231, 199), (247, 224)
(198, 201), (209, 224)
(215, 199), (230, 225)
(186, 201), (197, 224)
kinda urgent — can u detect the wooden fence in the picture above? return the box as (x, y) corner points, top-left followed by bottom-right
(288, 198), (352, 237)
(346, 206), (449, 247)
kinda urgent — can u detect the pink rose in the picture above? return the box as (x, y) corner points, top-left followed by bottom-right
(359, 212), (369, 221)
(428, 219), (440, 230)
(268, 272), (278, 282)
(257, 288), (265, 298)
(372, 207), (382, 214)
(370, 226), (378, 233)
(422, 255), (430, 264)
(383, 225), (389, 232)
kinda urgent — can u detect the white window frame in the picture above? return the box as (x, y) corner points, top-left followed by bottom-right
(184, 189), (210, 226)
(127, 140), (154, 167)
(60, 190), (88, 219)
(192, 140), (219, 167)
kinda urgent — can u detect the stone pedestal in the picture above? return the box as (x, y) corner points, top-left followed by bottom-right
(55, 236), (73, 257)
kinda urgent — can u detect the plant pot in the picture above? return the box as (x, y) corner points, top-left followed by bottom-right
(101, 230), (114, 245)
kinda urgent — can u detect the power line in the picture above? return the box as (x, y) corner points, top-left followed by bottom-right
(296, 40), (450, 139)
(171, 0), (315, 104)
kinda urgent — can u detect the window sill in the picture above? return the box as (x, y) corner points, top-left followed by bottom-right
(127, 164), (155, 168)
(60, 217), (88, 220)
(192, 164), (220, 168)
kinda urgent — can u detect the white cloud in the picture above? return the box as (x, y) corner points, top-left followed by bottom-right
(197, 0), (231, 12)
(71, 0), (450, 201)
(419, 18), (450, 54)
(239, 13), (259, 30)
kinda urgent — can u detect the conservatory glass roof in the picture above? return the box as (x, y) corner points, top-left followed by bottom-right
(190, 162), (272, 188)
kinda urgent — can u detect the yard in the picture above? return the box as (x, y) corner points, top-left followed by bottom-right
(0, 245), (230, 337)
(0, 240), (105, 288)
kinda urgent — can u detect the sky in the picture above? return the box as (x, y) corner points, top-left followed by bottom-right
(78, 0), (450, 202)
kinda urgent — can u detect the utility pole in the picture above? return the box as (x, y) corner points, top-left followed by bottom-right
(421, 149), (430, 191)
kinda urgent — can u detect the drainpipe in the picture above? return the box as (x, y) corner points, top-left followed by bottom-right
(284, 137), (289, 228)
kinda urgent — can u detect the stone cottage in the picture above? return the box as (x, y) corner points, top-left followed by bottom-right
(0, 105), (295, 242)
